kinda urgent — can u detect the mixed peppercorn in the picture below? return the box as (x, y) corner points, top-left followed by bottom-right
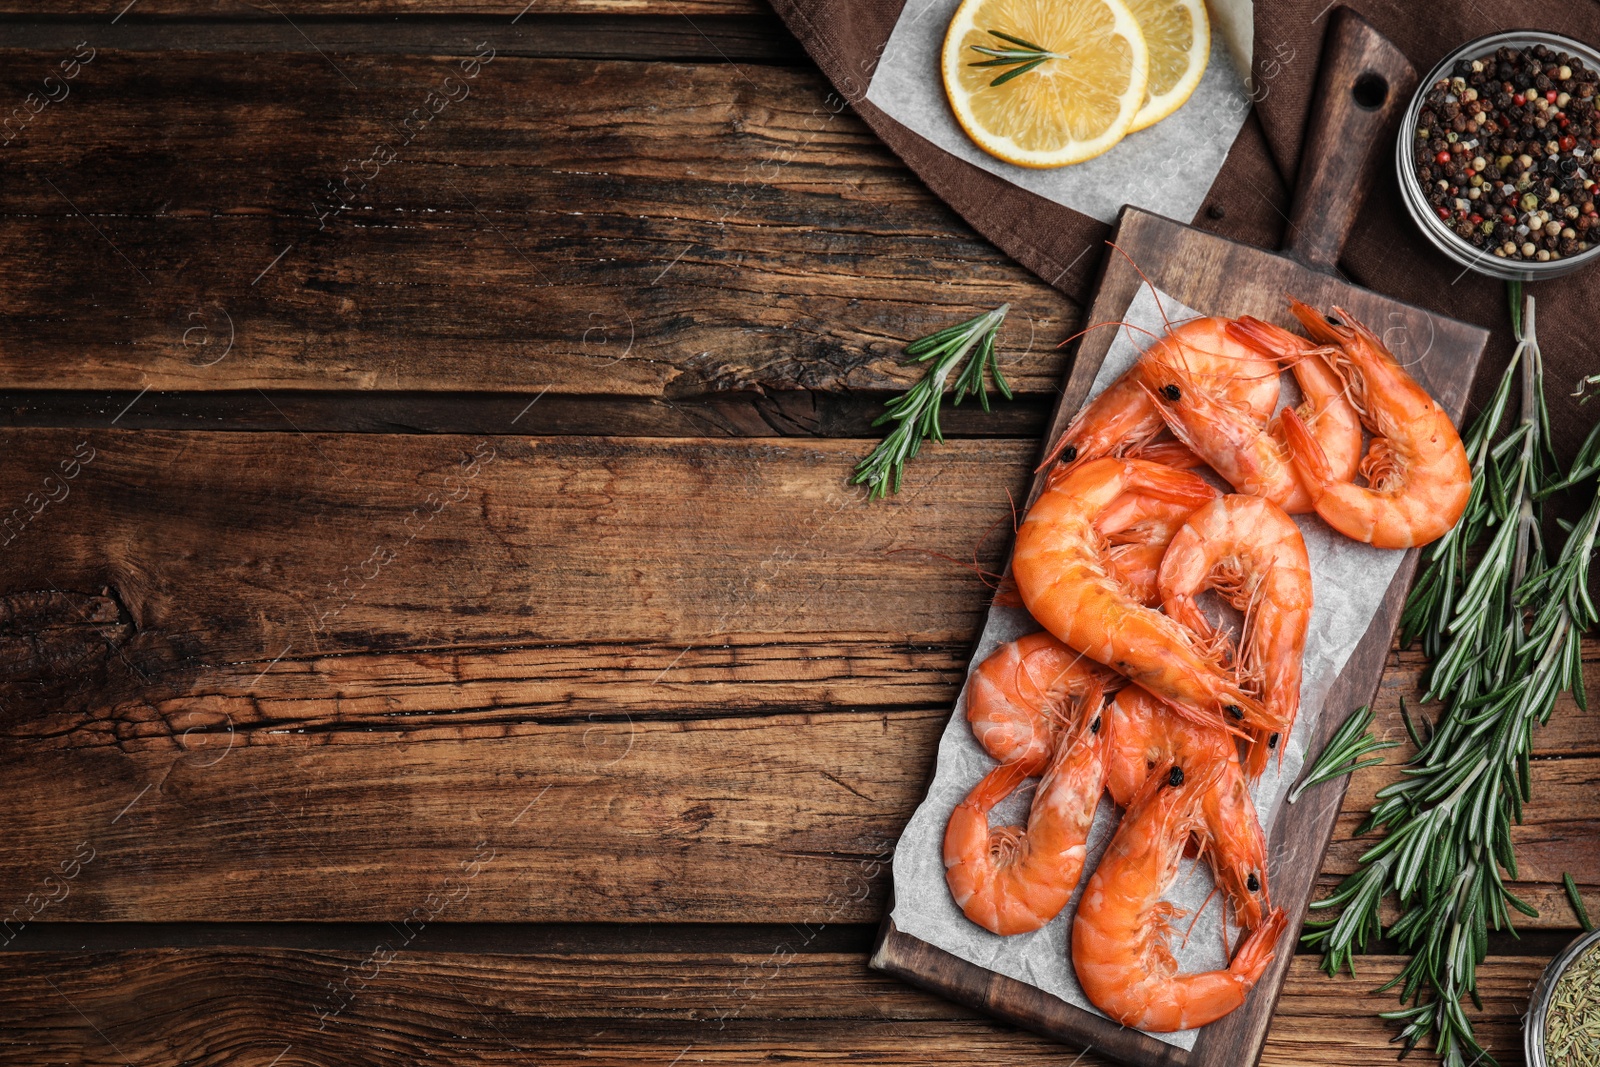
(1414, 44), (1600, 263)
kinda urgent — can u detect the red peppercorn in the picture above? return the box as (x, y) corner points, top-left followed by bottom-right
(1514, 93), (1526, 105)
(1465, 168), (1475, 177)
(1438, 207), (1451, 219)
(1562, 134), (1577, 151)
(1547, 90), (1560, 103)
(1436, 150), (1452, 163)
(1470, 213), (1483, 224)
(1560, 115), (1571, 128)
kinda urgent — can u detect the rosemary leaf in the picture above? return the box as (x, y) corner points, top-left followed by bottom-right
(1288, 705), (1398, 804)
(967, 30), (1068, 87)
(1565, 872), (1594, 932)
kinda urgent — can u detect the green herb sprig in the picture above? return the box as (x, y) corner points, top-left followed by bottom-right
(968, 31), (1068, 87)
(1305, 284), (1600, 1067)
(852, 305), (1011, 500)
(1288, 704), (1398, 804)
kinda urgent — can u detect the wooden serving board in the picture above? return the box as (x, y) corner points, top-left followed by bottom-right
(871, 10), (1492, 1067)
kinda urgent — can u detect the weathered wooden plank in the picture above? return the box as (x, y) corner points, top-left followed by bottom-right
(0, 431), (1020, 689)
(0, 52), (1071, 396)
(0, 0), (766, 15)
(0, 388), (1054, 437)
(0, 15), (803, 61)
(0, 709), (925, 922)
(0, 949), (1547, 1066)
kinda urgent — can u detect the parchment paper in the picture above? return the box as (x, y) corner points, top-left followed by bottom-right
(864, 0), (1257, 226)
(889, 286), (1405, 1050)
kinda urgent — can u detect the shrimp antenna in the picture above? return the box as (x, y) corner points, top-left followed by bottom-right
(1052, 317), (1164, 351)
(885, 547), (1004, 589)
(1181, 883), (1224, 948)
(1105, 240), (1176, 338)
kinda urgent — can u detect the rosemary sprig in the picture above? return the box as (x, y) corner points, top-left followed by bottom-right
(968, 31), (1068, 87)
(1288, 704), (1398, 804)
(852, 305), (1011, 500)
(1305, 285), (1600, 1067)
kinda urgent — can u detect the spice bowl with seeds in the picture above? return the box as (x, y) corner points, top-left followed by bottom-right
(1525, 926), (1600, 1067)
(1397, 31), (1600, 281)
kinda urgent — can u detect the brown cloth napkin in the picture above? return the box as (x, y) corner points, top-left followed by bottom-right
(768, 0), (1600, 456)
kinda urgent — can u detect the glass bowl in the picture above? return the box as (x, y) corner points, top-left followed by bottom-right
(1524, 925), (1600, 1067)
(1395, 30), (1600, 281)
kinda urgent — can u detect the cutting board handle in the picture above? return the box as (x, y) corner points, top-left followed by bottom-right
(1281, 7), (1417, 273)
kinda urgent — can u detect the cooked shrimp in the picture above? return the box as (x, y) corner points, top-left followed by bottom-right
(944, 697), (1111, 935)
(1277, 300), (1470, 549)
(1106, 686), (1270, 930)
(966, 632), (1117, 775)
(1072, 760), (1289, 1031)
(1013, 458), (1267, 730)
(1040, 317), (1281, 471)
(1145, 321), (1362, 514)
(1157, 495), (1312, 775)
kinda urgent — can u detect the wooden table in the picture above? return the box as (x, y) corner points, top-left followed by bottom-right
(0, 5), (1593, 1065)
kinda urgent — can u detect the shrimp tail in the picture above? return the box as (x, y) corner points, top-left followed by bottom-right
(1277, 407), (1332, 491)
(1225, 316), (1313, 359)
(1229, 906), (1288, 984)
(1241, 729), (1273, 780)
(1123, 459), (1218, 512)
(959, 760), (1033, 817)
(1128, 438), (1206, 470)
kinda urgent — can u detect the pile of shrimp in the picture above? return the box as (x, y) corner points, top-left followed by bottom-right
(944, 290), (1469, 1032)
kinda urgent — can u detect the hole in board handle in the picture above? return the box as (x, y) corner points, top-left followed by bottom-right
(1352, 72), (1388, 110)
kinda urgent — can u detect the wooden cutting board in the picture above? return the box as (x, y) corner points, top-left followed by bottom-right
(870, 9), (1492, 1067)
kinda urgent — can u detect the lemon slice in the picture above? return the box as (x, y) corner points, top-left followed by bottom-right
(941, 0), (1149, 169)
(1125, 0), (1208, 131)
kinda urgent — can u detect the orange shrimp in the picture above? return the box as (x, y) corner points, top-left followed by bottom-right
(1040, 318), (1281, 471)
(966, 633), (1117, 775)
(1144, 322), (1362, 514)
(944, 696), (1111, 935)
(1012, 457), (1266, 731)
(1106, 686), (1270, 931)
(1072, 760), (1289, 1031)
(1277, 300), (1470, 549)
(1157, 495), (1312, 776)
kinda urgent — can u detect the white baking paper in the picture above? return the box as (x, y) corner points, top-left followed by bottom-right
(865, 0), (1255, 227)
(888, 286), (1406, 1050)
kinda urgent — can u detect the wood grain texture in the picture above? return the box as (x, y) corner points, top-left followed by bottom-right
(1280, 9), (1416, 271)
(0, 948), (1549, 1067)
(0, 52), (1069, 396)
(0, 15), (805, 62)
(0, 0), (769, 16)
